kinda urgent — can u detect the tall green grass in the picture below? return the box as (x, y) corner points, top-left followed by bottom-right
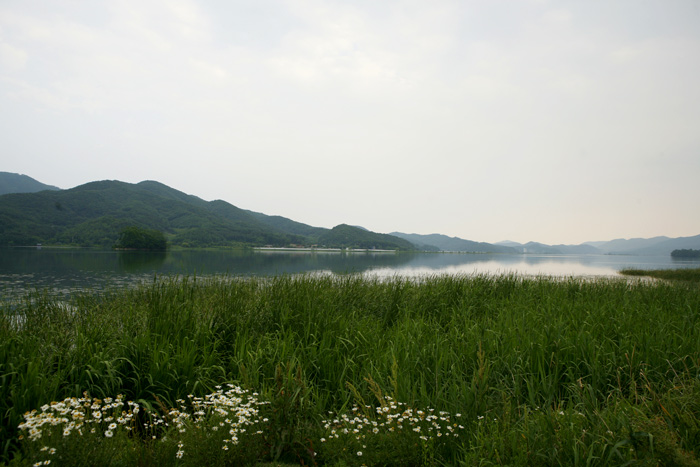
(2, 274), (699, 465)
(620, 267), (700, 283)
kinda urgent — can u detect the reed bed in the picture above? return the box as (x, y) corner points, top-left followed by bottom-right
(620, 267), (700, 283)
(1, 273), (699, 465)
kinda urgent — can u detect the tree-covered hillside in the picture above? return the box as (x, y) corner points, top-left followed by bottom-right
(245, 210), (328, 239)
(0, 180), (415, 250)
(0, 172), (61, 195)
(318, 224), (415, 250)
(0, 181), (306, 248)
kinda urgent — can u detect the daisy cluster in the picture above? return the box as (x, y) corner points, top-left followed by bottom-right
(18, 393), (139, 442)
(145, 384), (268, 459)
(18, 385), (267, 463)
(18, 393), (140, 465)
(320, 395), (466, 445)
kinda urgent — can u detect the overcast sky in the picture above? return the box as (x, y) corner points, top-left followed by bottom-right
(1, 1), (699, 245)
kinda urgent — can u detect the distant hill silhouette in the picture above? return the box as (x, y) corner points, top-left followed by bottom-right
(0, 172), (61, 195)
(497, 241), (602, 254)
(623, 235), (700, 256)
(390, 232), (516, 253)
(587, 236), (670, 254)
(503, 237), (700, 256)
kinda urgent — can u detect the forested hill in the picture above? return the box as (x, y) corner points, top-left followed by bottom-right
(0, 172), (61, 195)
(319, 224), (415, 251)
(0, 180), (415, 250)
(245, 210), (328, 239)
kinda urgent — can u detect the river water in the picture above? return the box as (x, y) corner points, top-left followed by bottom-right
(1, 247), (698, 298)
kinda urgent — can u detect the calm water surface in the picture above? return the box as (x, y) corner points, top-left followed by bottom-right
(1, 247), (698, 298)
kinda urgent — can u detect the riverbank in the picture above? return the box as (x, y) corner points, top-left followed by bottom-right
(2, 273), (699, 465)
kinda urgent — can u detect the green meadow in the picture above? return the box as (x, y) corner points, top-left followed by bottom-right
(2, 273), (699, 465)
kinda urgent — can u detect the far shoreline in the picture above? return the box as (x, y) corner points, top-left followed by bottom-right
(253, 247), (399, 253)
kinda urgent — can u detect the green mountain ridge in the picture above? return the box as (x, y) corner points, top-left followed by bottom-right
(0, 178), (413, 250)
(245, 210), (331, 239)
(2, 172), (698, 254)
(0, 171), (61, 195)
(320, 224), (414, 250)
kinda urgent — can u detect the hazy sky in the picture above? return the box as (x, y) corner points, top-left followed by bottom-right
(2, 1), (699, 245)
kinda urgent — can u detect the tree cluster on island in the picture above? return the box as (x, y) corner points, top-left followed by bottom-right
(671, 249), (700, 258)
(114, 226), (167, 250)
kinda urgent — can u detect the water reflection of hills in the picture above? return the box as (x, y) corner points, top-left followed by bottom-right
(2, 249), (699, 298)
(160, 250), (420, 275)
(389, 253), (605, 271)
(0, 248), (421, 277)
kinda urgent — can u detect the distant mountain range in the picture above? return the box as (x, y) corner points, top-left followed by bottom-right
(390, 232), (516, 253)
(489, 237), (700, 256)
(389, 234), (700, 256)
(1, 172), (699, 254)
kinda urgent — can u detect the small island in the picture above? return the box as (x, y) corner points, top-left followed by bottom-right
(671, 248), (700, 258)
(114, 226), (167, 250)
